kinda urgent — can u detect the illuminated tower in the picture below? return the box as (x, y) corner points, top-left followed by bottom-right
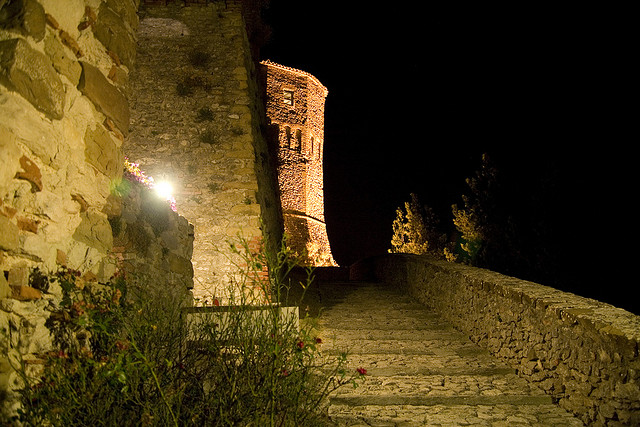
(259, 60), (336, 266)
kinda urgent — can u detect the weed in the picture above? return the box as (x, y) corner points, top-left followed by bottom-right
(7, 236), (363, 426)
(189, 50), (210, 69)
(199, 129), (217, 145)
(207, 182), (221, 193)
(176, 76), (210, 97)
(195, 107), (214, 122)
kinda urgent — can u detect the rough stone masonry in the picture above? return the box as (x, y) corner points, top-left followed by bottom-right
(0, 0), (194, 417)
(126, 1), (282, 304)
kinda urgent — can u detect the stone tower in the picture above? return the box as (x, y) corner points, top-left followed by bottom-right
(259, 60), (336, 266)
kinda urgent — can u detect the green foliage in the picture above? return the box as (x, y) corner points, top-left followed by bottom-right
(451, 153), (499, 265)
(389, 193), (446, 257)
(9, 237), (363, 426)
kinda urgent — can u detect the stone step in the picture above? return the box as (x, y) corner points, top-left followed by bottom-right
(327, 403), (585, 426)
(331, 374), (548, 399)
(317, 317), (451, 331)
(314, 280), (584, 426)
(319, 328), (463, 342)
(320, 338), (490, 356)
(331, 394), (553, 407)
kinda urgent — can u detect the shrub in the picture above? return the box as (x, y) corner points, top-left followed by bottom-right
(9, 236), (362, 426)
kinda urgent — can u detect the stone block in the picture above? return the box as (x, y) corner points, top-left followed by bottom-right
(105, 0), (139, 33)
(0, 125), (21, 192)
(14, 155), (42, 192)
(0, 271), (9, 298)
(44, 32), (82, 85)
(166, 252), (193, 277)
(0, 38), (65, 119)
(0, 91), (64, 167)
(10, 285), (42, 301)
(77, 61), (129, 136)
(0, 0), (46, 41)
(7, 267), (28, 286)
(72, 210), (113, 253)
(16, 216), (38, 233)
(0, 216), (19, 251)
(92, 2), (136, 68)
(84, 123), (123, 180)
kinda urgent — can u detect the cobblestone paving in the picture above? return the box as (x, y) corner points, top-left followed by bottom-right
(313, 281), (583, 426)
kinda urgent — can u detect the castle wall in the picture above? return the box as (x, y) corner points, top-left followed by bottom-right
(0, 0), (193, 417)
(260, 60), (335, 265)
(126, 2), (282, 302)
(354, 254), (640, 426)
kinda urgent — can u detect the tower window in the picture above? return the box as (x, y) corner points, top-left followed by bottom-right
(284, 126), (292, 147)
(296, 129), (302, 152)
(283, 89), (294, 106)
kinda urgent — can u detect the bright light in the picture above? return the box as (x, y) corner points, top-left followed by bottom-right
(154, 181), (173, 201)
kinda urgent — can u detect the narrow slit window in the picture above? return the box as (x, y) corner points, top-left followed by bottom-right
(296, 129), (302, 152)
(284, 126), (292, 147)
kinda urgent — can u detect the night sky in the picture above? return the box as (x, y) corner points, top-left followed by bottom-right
(259, 2), (635, 313)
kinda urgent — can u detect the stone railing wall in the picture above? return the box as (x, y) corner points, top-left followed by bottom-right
(352, 254), (640, 426)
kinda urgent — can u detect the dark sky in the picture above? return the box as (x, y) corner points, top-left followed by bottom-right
(260, 2), (635, 312)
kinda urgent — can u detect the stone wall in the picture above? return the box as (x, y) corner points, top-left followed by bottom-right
(110, 177), (194, 297)
(127, 2), (282, 303)
(0, 0), (194, 416)
(353, 254), (640, 426)
(1, 0), (139, 283)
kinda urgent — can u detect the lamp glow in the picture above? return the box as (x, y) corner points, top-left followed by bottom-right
(154, 181), (173, 200)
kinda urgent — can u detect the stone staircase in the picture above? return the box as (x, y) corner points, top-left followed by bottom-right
(313, 281), (584, 426)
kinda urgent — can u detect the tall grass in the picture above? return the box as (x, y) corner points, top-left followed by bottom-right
(8, 236), (361, 426)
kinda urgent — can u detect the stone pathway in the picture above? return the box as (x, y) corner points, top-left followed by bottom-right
(312, 281), (583, 426)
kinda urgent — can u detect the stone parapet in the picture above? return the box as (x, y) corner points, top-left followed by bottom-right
(353, 254), (640, 426)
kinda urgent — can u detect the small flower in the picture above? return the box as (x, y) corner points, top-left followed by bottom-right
(281, 369), (289, 377)
(115, 340), (130, 351)
(112, 288), (122, 304)
(315, 337), (322, 344)
(356, 367), (367, 375)
(296, 341), (304, 349)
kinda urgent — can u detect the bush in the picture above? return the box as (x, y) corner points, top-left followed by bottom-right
(9, 237), (362, 426)
(389, 193), (446, 258)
